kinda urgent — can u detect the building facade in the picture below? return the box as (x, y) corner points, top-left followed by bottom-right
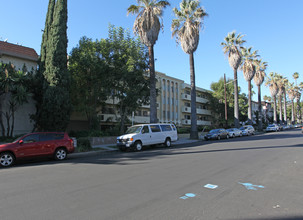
(252, 100), (273, 124)
(0, 40), (38, 135)
(96, 71), (212, 128)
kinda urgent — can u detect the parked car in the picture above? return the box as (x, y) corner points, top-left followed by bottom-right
(0, 132), (75, 167)
(226, 128), (243, 138)
(266, 124), (280, 132)
(117, 124), (178, 151)
(204, 128), (229, 140)
(239, 125), (255, 135)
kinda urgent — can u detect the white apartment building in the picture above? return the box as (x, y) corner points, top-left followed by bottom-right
(96, 71), (212, 128)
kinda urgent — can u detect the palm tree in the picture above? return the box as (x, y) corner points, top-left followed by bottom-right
(292, 72), (301, 123)
(127, 0), (170, 123)
(282, 78), (288, 123)
(265, 72), (279, 124)
(221, 31), (246, 127)
(171, 0), (207, 139)
(253, 59), (267, 131)
(276, 74), (285, 123)
(241, 47), (258, 124)
(287, 82), (296, 124)
(293, 72), (299, 85)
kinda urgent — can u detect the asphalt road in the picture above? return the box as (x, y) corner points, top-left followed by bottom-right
(1, 129), (303, 220)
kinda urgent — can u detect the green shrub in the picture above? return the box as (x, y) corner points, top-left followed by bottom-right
(76, 137), (92, 152)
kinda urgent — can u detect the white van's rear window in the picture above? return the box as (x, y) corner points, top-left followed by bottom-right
(160, 125), (172, 131)
(150, 125), (161, 132)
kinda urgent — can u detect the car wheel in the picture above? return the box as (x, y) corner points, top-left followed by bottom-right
(134, 141), (143, 151)
(217, 136), (221, 140)
(0, 152), (15, 167)
(54, 148), (67, 160)
(164, 138), (171, 147)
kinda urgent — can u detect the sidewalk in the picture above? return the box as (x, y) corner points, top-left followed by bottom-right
(91, 137), (200, 151)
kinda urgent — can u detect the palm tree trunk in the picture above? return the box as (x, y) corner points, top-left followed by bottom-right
(279, 95), (283, 123)
(233, 68), (239, 128)
(273, 96), (277, 124)
(258, 85), (262, 131)
(148, 46), (157, 123)
(291, 100), (295, 124)
(189, 53), (198, 139)
(248, 80), (252, 124)
(283, 91), (287, 123)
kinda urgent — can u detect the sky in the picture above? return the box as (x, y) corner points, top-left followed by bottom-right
(0, 0), (302, 101)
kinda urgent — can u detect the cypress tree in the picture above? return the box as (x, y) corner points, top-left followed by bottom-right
(38, 0), (71, 131)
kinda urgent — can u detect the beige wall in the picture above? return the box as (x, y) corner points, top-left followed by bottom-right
(0, 55), (37, 71)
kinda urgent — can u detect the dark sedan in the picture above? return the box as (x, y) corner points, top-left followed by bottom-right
(204, 128), (229, 140)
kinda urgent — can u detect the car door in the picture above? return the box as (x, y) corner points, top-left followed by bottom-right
(39, 133), (57, 155)
(140, 125), (152, 146)
(15, 134), (40, 157)
(149, 125), (162, 144)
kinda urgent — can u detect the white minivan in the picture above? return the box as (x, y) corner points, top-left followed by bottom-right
(117, 124), (178, 151)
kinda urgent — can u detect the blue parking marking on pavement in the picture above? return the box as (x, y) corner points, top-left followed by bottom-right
(180, 193), (196, 199)
(185, 193), (196, 198)
(238, 182), (265, 190)
(204, 184), (218, 189)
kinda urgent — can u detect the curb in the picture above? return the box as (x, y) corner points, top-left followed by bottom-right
(69, 139), (202, 159)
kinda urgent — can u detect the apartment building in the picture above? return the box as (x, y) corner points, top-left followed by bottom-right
(98, 71), (212, 128)
(252, 100), (273, 123)
(0, 40), (38, 135)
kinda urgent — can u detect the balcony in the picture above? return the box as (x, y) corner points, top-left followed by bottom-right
(181, 119), (211, 126)
(182, 106), (191, 113)
(181, 93), (191, 101)
(197, 109), (211, 115)
(196, 96), (208, 104)
(181, 106), (211, 115)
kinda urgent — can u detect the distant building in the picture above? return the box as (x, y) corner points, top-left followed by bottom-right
(0, 41), (38, 135)
(252, 100), (273, 123)
(69, 71), (212, 130)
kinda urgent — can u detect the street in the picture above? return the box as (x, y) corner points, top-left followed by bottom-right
(1, 129), (303, 220)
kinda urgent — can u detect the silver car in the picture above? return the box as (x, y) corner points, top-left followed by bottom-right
(226, 128), (243, 138)
(240, 125), (255, 135)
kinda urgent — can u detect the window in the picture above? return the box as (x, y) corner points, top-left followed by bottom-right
(185, 102), (190, 107)
(171, 124), (176, 131)
(40, 133), (64, 141)
(150, 125), (161, 132)
(160, 125), (172, 131)
(23, 134), (39, 143)
(143, 111), (149, 117)
(142, 126), (149, 134)
(184, 115), (191, 120)
(136, 111), (142, 116)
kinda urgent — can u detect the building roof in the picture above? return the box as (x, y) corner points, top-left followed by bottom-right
(0, 41), (38, 62)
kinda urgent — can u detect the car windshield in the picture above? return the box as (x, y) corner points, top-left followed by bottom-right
(268, 125), (275, 127)
(226, 129), (232, 132)
(209, 129), (220, 133)
(239, 127), (246, 130)
(125, 126), (142, 134)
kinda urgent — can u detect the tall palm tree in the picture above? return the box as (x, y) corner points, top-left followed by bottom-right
(265, 72), (279, 124)
(127, 0), (170, 123)
(276, 74), (285, 123)
(287, 82), (296, 124)
(293, 72), (299, 85)
(282, 78), (288, 123)
(253, 59), (267, 131)
(221, 31), (246, 127)
(292, 72), (301, 123)
(171, 0), (207, 139)
(241, 47), (258, 124)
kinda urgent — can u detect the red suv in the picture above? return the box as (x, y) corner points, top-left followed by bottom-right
(0, 132), (75, 167)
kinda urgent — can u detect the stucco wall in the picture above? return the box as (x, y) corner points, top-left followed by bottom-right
(0, 55), (37, 71)
(0, 94), (36, 136)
